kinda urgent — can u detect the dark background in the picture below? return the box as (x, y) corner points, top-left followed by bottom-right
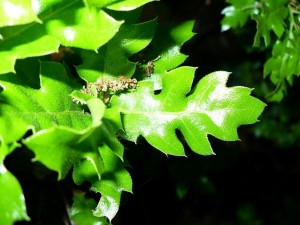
(6, 0), (300, 224)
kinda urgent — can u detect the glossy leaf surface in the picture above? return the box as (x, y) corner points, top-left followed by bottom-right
(133, 20), (195, 90)
(0, 0), (123, 74)
(0, 0), (41, 27)
(112, 69), (266, 156)
(76, 19), (157, 82)
(0, 59), (92, 144)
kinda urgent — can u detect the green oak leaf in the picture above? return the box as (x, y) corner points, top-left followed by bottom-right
(221, 0), (257, 31)
(134, 20), (195, 89)
(23, 126), (129, 221)
(76, 19), (157, 82)
(263, 32), (300, 102)
(0, 25), (60, 74)
(0, 0), (123, 74)
(73, 144), (132, 222)
(71, 91), (125, 158)
(0, 0), (41, 27)
(71, 193), (109, 225)
(111, 67), (266, 156)
(0, 139), (29, 225)
(68, 98), (130, 221)
(22, 88), (129, 221)
(264, 34), (300, 83)
(0, 59), (92, 145)
(21, 94), (105, 179)
(84, 0), (157, 10)
(104, 6), (144, 24)
(253, 1), (288, 47)
(44, 6), (123, 50)
(22, 122), (101, 179)
(106, 0), (158, 11)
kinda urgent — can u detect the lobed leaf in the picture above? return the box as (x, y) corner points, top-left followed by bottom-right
(89, 144), (132, 221)
(22, 95), (130, 222)
(71, 128), (131, 222)
(112, 68), (266, 156)
(22, 90), (130, 221)
(0, 0), (123, 74)
(0, 59), (92, 144)
(71, 193), (109, 225)
(0, 139), (29, 225)
(253, 3), (288, 47)
(221, 0), (257, 31)
(0, 0), (41, 27)
(133, 20), (195, 90)
(263, 33), (300, 102)
(76, 19), (157, 82)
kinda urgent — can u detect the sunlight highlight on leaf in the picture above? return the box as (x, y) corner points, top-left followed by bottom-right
(112, 68), (266, 156)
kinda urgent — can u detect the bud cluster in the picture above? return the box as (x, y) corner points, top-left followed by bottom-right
(77, 75), (138, 104)
(82, 75), (138, 94)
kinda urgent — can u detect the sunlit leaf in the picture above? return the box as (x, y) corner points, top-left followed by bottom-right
(0, 0), (41, 27)
(76, 19), (157, 82)
(0, 0), (123, 74)
(0, 59), (92, 144)
(112, 68), (266, 156)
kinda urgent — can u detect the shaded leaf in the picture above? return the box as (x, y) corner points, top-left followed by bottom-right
(91, 145), (132, 221)
(23, 90), (130, 221)
(263, 32), (300, 101)
(221, 0), (257, 31)
(22, 94), (104, 179)
(76, 19), (157, 82)
(133, 20), (195, 90)
(71, 130), (132, 222)
(106, 0), (159, 11)
(0, 139), (29, 225)
(252, 1), (288, 47)
(264, 35), (300, 82)
(104, 7), (143, 23)
(71, 193), (109, 225)
(84, 0), (157, 10)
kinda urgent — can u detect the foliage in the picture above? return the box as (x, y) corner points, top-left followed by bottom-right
(0, 0), (265, 224)
(221, 0), (300, 102)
